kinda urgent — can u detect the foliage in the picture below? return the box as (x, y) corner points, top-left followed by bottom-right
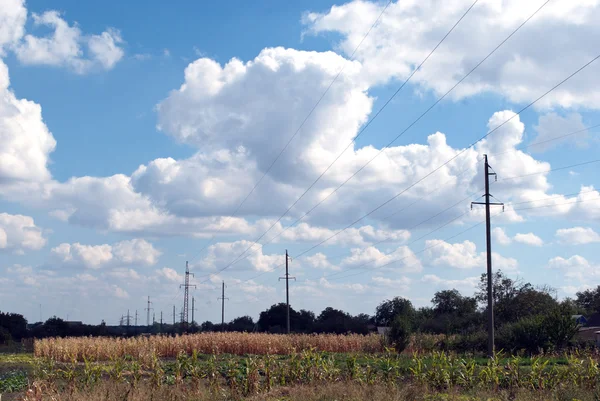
(0, 370), (28, 392)
(576, 285), (600, 314)
(476, 271), (559, 326)
(388, 315), (412, 352)
(0, 310), (28, 341)
(497, 307), (580, 354)
(375, 297), (415, 327)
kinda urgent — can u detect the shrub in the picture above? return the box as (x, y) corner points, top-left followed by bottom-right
(388, 316), (412, 352)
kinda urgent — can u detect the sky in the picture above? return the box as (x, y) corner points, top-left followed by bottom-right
(1, 0), (599, 325)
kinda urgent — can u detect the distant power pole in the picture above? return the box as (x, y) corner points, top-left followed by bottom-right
(160, 311), (163, 333)
(279, 250), (295, 334)
(191, 297), (198, 326)
(153, 312), (156, 325)
(180, 261), (196, 330)
(218, 281), (229, 331)
(135, 310), (138, 326)
(472, 154), (504, 358)
(172, 305), (176, 325)
(145, 296), (154, 326)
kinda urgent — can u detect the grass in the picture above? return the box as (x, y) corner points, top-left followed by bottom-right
(16, 381), (600, 400)
(4, 337), (600, 400)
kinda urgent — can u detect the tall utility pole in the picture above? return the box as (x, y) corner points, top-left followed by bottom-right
(172, 305), (176, 325)
(153, 312), (156, 325)
(180, 261), (196, 330)
(191, 297), (198, 326)
(218, 281), (229, 331)
(160, 311), (163, 333)
(279, 250), (295, 334)
(135, 310), (138, 326)
(472, 154), (504, 357)
(145, 296), (153, 326)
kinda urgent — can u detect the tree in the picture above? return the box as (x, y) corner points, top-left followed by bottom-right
(258, 303), (300, 333)
(229, 316), (254, 332)
(315, 307), (351, 334)
(388, 315), (412, 352)
(575, 286), (600, 314)
(476, 271), (558, 326)
(0, 311), (27, 340)
(200, 321), (215, 332)
(296, 310), (316, 333)
(374, 297), (415, 327)
(432, 290), (477, 316)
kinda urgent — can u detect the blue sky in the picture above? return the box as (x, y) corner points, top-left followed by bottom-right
(0, 0), (599, 325)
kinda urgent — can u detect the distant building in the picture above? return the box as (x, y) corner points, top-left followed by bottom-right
(377, 327), (390, 336)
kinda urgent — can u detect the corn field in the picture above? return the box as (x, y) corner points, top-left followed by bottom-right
(24, 349), (600, 400)
(34, 333), (384, 361)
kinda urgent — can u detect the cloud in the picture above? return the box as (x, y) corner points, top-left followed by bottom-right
(371, 276), (411, 291)
(197, 240), (284, 272)
(424, 239), (518, 271)
(530, 113), (589, 152)
(548, 255), (600, 282)
(493, 228), (544, 247)
(303, 252), (340, 270)
(112, 285), (129, 299)
(492, 228), (512, 245)
(0, 0), (26, 52)
(0, 60), (56, 188)
(0, 213), (46, 252)
(513, 232), (543, 247)
(421, 274), (480, 292)
(14, 11), (124, 73)
(556, 227), (600, 245)
(304, 0), (600, 108)
(340, 245), (422, 273)
(51, 239), (160, 269)
(156, 267), (182, 282)
(112, 239), (161, 265)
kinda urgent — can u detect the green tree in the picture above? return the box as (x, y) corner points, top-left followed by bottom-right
(575, 286), (600, 314)
(477, 271), (558, 326)
(388, 315), (412, 352)
(229, 316), (254, 332)
(374, 297), (415, 327)
(258, 303), (300, 333)
(432, 289), (477, 316)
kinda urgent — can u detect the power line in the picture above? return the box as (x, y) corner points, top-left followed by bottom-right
(195, 0), (482, 282)
(227, 156), (600, 291)
(198, 0), (555, 282)
(490, 123), (600, 157)
(185, 0), (395, 265)
(328, 193), (600, 282)
(243, 51), (600, 281)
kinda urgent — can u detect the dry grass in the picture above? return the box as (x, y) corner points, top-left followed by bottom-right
(19, 380), (600, 401)
(34, 333), (384, 362)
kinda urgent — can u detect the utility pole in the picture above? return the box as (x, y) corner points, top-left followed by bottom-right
(279, 250), (295, 334)
(145, 296), (153, 326)
(153, 312), (156, 326)
(472, 154), (504, 358)
(180, 261), (196, 331)
(135, 310), (138, 335)
(191, 297), (198, 326)
(160, 311), (163, 333)
(172, 305), (176, 325)
(218, 281), (229, 331)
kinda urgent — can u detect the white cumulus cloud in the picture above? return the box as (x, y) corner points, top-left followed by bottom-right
(556, 227), (600, 245)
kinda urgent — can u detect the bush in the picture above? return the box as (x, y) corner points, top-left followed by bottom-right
(496, 309), (579, 354)
(389, 316), (412, 352)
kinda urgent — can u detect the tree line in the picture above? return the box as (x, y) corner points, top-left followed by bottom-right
(2, 270), (597, 354)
